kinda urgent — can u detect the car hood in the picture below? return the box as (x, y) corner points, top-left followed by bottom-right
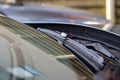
(0, 3), (108, 26)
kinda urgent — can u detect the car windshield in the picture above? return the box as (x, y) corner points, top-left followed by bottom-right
(0, 16), (93, 80)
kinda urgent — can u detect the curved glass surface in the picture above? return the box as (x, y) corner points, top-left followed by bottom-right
(0, 16), (93, 80)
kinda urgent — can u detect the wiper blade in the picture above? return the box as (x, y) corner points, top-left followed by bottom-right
(37, 28), (104, 72)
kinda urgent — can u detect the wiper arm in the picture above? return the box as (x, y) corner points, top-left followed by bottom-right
(37, 28), (104, 72)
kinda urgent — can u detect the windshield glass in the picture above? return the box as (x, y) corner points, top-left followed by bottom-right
(0, 16), (93, 80)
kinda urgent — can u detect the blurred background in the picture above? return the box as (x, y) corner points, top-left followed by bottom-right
(0, 0), (120, 34)
(0, 0), (117, 22)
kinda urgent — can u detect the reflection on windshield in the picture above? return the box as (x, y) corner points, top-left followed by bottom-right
(58, 58), (93, 79)
(0, 66), (10, 80)
(0, 16), (93, 80)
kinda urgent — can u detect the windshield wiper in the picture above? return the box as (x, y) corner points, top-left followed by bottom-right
(37, 28), (120, 73)
(37, 28), (105, 72)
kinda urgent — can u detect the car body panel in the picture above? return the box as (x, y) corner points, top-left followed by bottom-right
(0, 3), (108, 28)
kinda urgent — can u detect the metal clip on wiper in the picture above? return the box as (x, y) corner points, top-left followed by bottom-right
(37, 28), (104, 72)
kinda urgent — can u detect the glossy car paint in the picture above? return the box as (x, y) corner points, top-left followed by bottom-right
(0, 3), (108, 28)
